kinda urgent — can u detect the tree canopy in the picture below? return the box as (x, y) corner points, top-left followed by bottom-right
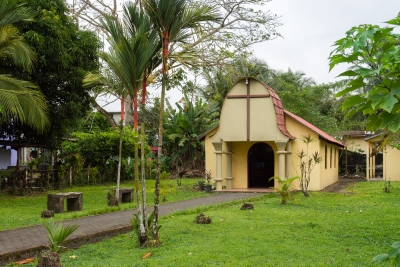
(0, 0), (101, 147)
(329, 14), (400, 136)
(0, 0), (49, 133)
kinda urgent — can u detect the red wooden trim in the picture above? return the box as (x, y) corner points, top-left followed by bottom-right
(226, 79), (270, 141)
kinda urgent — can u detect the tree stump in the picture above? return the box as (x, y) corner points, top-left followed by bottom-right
(195, 213), (211, 224)
(240, 203), (254, 210)
(37, 251), (61, 267)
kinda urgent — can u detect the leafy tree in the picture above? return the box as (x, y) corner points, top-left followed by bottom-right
(0, 0), (49, 132)
(329, 14), (400, 144)
(75, 111), (112, 133)
(69, 0), (282, 125)
(278, 80), (357, 135)
(69, 0), (281, 66)
(60, 128), (142, 181)
(0, 0), (101, 147)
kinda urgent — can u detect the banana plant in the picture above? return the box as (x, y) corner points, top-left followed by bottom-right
(164, 93), (218, 163)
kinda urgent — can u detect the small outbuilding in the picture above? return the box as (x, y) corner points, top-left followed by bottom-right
(200, 77), (344, 191)
(340, 131), (400, 180)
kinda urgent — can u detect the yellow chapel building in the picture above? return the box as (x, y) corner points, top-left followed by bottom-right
(200, 77), (344, 191)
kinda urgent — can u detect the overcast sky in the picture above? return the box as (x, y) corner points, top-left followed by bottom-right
(254, 0), (400, 84)
(103, 0), (400, 111)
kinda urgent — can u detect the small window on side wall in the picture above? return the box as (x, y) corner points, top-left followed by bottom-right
(334, 148), (336, 168)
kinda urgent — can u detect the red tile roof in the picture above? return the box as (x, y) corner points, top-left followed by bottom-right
(259, 81), (295, 140)
(283, 109), (344, 147)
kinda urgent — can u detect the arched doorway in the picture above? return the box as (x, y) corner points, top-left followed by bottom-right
(248, 142), (274, 188)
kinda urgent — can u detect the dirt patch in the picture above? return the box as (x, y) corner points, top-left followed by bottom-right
(240, 203), (254, 210)
(195, 213), (211, 224)
(321, 178), (366, 193)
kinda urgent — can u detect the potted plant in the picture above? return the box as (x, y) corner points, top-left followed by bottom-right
(38, 218), (79, 267)
(204, 170), (213, 193)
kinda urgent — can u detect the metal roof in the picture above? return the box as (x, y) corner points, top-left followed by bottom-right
(283, 110), (344, 148)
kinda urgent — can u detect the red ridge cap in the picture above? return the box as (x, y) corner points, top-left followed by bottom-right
(259, 81), (295, 140)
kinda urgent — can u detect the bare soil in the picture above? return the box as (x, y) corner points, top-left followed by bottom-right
(321, 178), (366, 193)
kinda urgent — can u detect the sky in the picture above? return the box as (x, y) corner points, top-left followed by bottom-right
(254, 0), (400, 84)
(102, 0), (400, 111)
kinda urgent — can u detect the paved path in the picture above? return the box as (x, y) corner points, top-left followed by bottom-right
(0, 192), (263, 265)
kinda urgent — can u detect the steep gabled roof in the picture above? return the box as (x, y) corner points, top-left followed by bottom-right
(284, 110), (344, 148)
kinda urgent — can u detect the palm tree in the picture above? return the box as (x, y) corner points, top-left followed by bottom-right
(200, 67), (235, 112)
(87, 2), (159, 245)
(270, 68), (316, 91)
(0, 0), (49, 133)
(200, 57), (275, 114)
(142, 0), (220, 243)
(234, 57), (275, 83)
(83, 71), (126, 206)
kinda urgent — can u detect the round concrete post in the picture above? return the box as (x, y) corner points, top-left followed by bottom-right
(212, 142), (223, 190)
(225, 142), (233, 189)
(275, 141), (288, 179)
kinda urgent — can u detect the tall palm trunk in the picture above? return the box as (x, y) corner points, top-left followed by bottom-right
(116, 98), (125, 204)
(133, 87), (147, 244)
(153, 31), (169, 242)
(141, 77), (148, 231)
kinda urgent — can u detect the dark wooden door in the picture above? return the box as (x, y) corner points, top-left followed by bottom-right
(248, 143), (274, 188)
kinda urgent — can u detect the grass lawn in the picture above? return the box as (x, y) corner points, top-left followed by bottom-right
(0, 178), (206, 231)
(5, 181), (400, 266)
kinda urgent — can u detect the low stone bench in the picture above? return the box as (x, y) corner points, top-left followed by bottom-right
(47, 192), (83, 213)
(114, 188), (133, 203)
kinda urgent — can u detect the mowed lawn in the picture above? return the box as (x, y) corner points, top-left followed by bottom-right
(0, 178), (206, 231)
(6, 180), (399, 267)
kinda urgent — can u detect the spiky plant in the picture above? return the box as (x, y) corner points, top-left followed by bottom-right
(42, 218), (79, 253)
(269, 176), (299, 204)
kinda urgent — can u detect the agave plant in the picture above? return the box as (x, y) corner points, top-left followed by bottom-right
(269, 176), (299, 204)
(42, 219), (79, 253)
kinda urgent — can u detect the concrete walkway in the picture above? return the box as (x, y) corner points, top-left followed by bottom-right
(0, 192), (264, 265)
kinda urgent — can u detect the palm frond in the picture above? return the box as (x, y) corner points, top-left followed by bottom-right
(0, 74), (49, 133)
(99, 4), (160, 97)
(0, 0), (35, 27)
(43, 219), (79, 253)
(0, 25), (36, 71)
